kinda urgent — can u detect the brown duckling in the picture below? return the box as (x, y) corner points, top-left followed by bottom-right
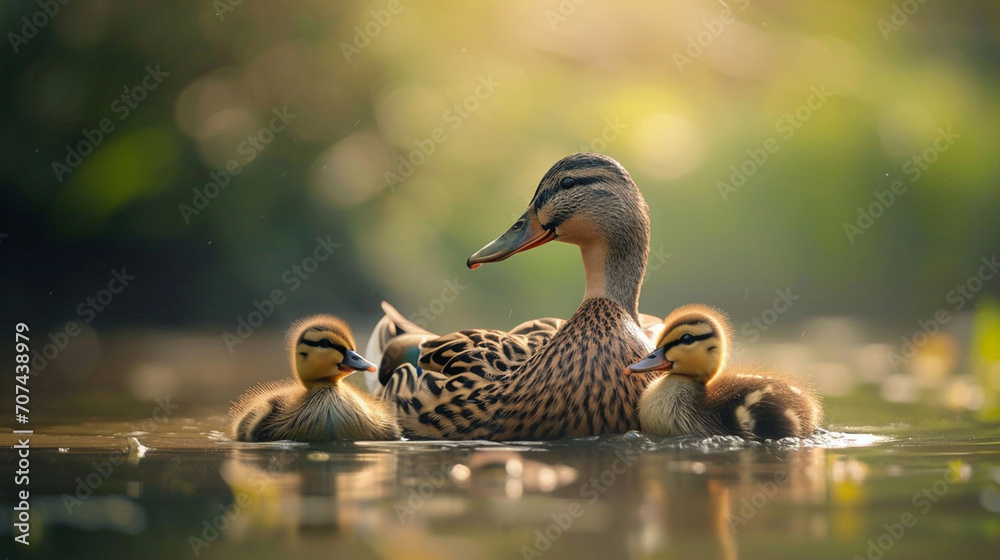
(229, 315), (401, 442)
(624, 305), (822, 440)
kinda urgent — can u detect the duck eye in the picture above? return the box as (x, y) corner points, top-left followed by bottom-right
(511, 220), (524, 231)
(560, 176), (576, 188)
(680, 333), (694, 344)
(318, 339), (335, 349)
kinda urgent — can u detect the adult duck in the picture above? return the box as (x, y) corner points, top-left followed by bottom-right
(377, 153), (654, 440)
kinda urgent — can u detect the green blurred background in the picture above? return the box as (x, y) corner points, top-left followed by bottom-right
(2, 0), (999, 413)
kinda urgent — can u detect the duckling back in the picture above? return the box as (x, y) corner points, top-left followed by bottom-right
(706, 373), (822, 439)
(228, 379), (302, 442)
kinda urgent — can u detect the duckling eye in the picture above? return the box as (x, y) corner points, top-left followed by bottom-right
(560, 176), (576, 189)
(318, 339), (348, 354)
(680, 333), (695, 344)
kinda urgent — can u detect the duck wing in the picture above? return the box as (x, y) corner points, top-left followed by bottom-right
(370, 300), (563, 384)
(377, 362), (500, 439)
(508, 316), (565, 336)
(376, 317), (563, 439)
(417, 320), (562, 375)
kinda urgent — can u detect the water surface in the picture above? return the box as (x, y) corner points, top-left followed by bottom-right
(2, 394), (998, 560)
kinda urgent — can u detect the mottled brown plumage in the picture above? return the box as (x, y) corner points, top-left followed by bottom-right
(625, 304), (823, 440)
(229, 315), (401, 442)
(366, 302), (564, 389)
(377, 153), (655, 440)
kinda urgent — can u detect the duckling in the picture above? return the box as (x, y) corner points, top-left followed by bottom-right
(624, 304), (822, 440)
(229, 315), (401, 442)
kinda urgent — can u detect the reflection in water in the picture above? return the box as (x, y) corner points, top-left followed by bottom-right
(632, 442), (829, 559)
(218, 446), (398, 541)
(709, 480), (737, 560)
(453, 450), (579, 499)
(213, 445), (587, 558)
(213, 436), (842, 559)
(14, 416), (999, 560)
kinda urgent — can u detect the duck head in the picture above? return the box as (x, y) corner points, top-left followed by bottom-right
(289, 315), (376, 389)
(467, 153), (650, 317)
(624, 304), (730, 384)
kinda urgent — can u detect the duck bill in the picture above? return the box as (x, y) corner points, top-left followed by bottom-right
(338, 350), (377, 374)
(623, 347), (673, 376)
(467, 208), (556, 269)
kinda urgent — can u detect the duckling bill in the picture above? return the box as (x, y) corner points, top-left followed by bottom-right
(625, 304), (822, 440)
(229, 315), (401, 442)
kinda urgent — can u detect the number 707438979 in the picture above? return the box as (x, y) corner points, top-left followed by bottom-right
(15, 323), (30, 425)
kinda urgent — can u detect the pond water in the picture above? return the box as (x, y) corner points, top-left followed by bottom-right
(2, 392), (999, 560)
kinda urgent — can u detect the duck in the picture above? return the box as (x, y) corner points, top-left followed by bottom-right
(375, 153), (654, 440)
(624, 304), (822, 440)
(229, 314), (401, 442)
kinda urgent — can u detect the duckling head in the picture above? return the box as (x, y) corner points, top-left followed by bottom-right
(624, 304), (731, 384)
(467, 153), (649, 267)
(288, 315), (377, 390)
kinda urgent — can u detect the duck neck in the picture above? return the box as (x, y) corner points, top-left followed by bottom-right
(580, 229), (647, 321)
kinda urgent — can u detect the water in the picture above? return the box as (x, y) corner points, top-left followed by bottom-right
(2, 395), (999, 560)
